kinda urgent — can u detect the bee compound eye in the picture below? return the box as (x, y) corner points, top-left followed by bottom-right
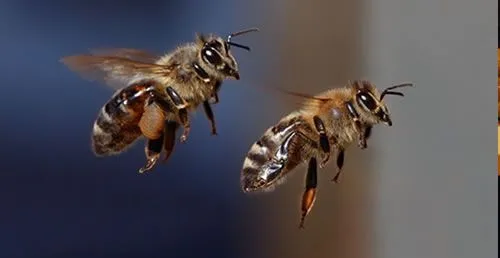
(209, 41), (223, 50)
(202, 47), (222, 66)
(357, 92), (377, 111)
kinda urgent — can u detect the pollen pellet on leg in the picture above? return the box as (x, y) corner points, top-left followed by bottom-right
(139, 103), (166, 140)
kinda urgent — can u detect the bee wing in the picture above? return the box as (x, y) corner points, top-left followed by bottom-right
(60, 54), (176, 90)
(252, 84), (329, 109)
(89, 48), (161, 63)
(241, 114), (318, 193)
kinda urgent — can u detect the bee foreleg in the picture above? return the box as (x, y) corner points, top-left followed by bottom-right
(345, 101), (367, 149)
(332, 149), (345, 183)
(300, 157), (318, 229)
(203, 101), (217, 135)
(313, 116), (331, 168)
(178, 109), (190, 143)
(163, 121), (179, 163)
(165, 86), (191, 143)
(362, 125), (372, 148)
(209, 92), (219, 104)
(209, 82), (221, 104)
(139, 133), (164, 173)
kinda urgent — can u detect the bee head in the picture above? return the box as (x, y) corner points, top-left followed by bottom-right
(196, 28), (258, 80)
(351, 80), (413, 126)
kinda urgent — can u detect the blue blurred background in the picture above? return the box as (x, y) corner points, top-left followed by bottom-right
(0, 0), (496, 258)
(0, 1), (269, 257)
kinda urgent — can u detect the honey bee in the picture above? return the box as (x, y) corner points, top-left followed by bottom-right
(61, 28), (258, 173)
(240, 80), (413, 228)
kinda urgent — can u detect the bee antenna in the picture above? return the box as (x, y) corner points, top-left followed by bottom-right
(381, 82), (413, 100)
(228, 27), (260, 39)
(226, 27), (259, 52)
(227, 42), (252, 51)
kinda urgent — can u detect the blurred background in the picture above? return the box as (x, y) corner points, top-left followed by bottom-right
(0, 0), (496, 258)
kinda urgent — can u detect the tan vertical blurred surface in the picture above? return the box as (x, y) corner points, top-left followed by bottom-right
(242, 0), (495, 257)
(260, 1), (373, 258)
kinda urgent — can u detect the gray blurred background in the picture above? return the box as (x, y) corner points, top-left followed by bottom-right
(0, 0), (496, 258)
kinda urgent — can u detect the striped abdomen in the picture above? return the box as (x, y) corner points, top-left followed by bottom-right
(92, 84), (154, 156)
(241, 113), (318, 192)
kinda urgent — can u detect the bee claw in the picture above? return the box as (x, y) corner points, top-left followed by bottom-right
(139, 156), (159, 173)
(179, 134), (188, 143)
(320, 157), (329, 168)
(179, 127), (190, 143)
(298, 216), (307, 229)
(331, 175), (341, 183)
(358, 139), (367, 149)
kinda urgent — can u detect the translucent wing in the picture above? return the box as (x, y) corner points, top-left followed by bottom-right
(251, 84), (329, 109)
(89, 48), (160, 63)
(61, 53), (176, 90)
(241, 113), (319, 193)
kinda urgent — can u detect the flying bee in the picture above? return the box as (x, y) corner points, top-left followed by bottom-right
(240, 80), (413, 228)
(61, 27), (258, 173)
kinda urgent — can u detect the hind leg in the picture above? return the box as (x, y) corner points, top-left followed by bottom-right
(139, 120), (179, 173)
(162, 121), (179, 163)
(299, 157), (318, 228)
(139, 133), (164, 173)
(137, 100), (167, 173)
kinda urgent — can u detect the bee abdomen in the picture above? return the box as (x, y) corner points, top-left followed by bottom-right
(241, 114), (310, 192)
(91, 106), (142, 156)
(242, 134), (275, 174)
(91, 85), (151, 156)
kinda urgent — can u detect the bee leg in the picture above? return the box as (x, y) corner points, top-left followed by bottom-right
(139, 102), (166, 140)
(178, 109), (190, 143)
(313, 116), (331, 168)
(165, 87), (191, 143)
(345, 101), (366, 149)
(332, 149), (345, 183)
(300, 157), (318, 229)
(203, 101), (217, 135)
(210, 82), (221, 104)
(360, 125), (372, 149)
(209, 92), (219, 104)
(139, 133), (164, 173)
(162, 121), (179, 163)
